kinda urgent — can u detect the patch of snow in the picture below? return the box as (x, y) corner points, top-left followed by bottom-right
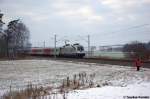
(65, 82), (150, 99)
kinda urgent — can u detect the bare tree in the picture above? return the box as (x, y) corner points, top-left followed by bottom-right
(0, 12), (7, 57)
(123, 41), (150, 60)
(5, 19), (31, 58)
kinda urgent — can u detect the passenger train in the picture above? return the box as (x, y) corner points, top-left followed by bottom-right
(28, 43), (85, 58)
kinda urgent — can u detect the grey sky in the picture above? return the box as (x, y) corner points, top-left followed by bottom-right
(0, 0), (150, 47)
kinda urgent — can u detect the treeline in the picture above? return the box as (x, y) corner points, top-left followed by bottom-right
(123, 41), (150, 60)
(0, 13), (31, 58)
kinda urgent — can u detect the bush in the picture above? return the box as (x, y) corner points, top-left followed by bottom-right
(123, 41), (150, 60)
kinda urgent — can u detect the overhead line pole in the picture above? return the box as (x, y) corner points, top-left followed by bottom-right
(54, 34), (57, 59)
(43, 41), (45, 48)
(78, 35), (91, 58)
(88, 35), (90, 58)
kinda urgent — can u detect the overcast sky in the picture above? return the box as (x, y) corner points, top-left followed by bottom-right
(0, 0), (150, 47)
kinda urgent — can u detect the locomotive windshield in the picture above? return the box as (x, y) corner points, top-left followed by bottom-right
(77, 46), (84, 51)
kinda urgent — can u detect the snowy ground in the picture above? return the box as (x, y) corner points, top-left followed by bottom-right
(61, 82), (150, 99)
(0, 59), (150, 98)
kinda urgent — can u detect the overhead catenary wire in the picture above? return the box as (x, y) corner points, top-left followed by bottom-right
(94, 23), (150, 37)
(31, 23), (150, 48)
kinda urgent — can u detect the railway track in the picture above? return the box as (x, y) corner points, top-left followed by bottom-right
(32, 56), (150, 68)
(1, 56), (150, 68)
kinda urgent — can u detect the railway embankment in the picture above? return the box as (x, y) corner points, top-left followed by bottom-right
(43, 56), (150, 68)
(0, 56), (150, 68)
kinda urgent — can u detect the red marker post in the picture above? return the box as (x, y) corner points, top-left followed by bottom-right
(134, 58), (142, 71)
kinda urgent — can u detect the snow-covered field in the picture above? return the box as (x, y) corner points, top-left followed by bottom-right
(0, 59), (150, 98)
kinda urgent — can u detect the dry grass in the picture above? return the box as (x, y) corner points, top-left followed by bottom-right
(2, 84), (48, 99)
(1, 72), (96, 99)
